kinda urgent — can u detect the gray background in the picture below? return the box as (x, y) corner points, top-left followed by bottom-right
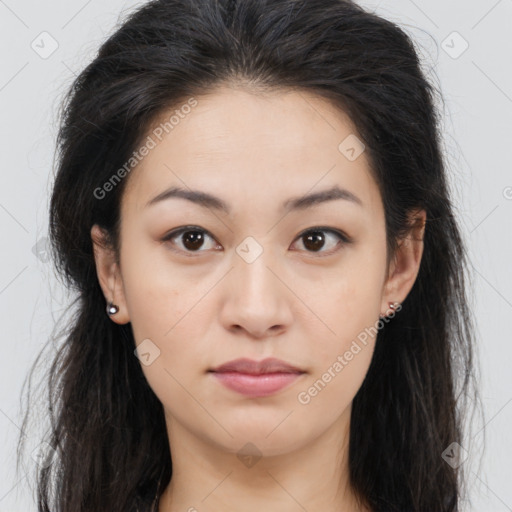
(0, 0), (511, 510)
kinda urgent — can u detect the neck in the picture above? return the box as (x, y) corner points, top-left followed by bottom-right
(158, 406), (370, 512)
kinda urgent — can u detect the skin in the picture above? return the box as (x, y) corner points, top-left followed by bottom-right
(91, 85), (425, 512)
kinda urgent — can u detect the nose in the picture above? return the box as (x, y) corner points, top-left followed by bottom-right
(219, 249), (294, 340)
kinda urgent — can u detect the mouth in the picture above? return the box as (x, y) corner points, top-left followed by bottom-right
(208, 357), (306, 397)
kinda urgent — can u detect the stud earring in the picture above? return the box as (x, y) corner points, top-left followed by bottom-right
(379, 301), (400, 319)
(106, 302), (119, 315)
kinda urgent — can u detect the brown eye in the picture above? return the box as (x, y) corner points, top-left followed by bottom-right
(162, 225), (350, 258)
(162, 226), (219, 255)
(302, 231), (326, 251)
(291, 228), (350, 255)
(181, 230), (206, 250)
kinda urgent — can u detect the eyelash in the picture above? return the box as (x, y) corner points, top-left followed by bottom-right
(161, 225), (352, 258)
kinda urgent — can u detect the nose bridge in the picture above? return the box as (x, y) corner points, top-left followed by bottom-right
(233, 235), (283, 301)
(220, 235), (293, 336)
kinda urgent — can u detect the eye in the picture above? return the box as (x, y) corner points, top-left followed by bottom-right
(161, 226), (220, 256)
(290, 227), (351, 256)
(161, 225), (351, 257)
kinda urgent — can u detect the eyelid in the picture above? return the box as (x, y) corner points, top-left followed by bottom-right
(296, 226), (352, 244)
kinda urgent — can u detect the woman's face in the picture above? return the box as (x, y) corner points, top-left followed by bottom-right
(92, 85), (423, 458)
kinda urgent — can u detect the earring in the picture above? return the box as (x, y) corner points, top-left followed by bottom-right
(379, 301), (400, 319)
(106, 301), (119, 315)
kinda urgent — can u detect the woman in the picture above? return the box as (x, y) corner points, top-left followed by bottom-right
(17, 0), (478, 510)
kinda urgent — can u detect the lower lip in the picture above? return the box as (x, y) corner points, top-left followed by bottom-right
(211, 371), (303, 397)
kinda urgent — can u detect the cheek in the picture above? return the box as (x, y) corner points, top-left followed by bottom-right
(119, 239), (213, 372)
(295, 342), (375, 426)
(302, 245), (385, 393)
(119, 234), (190, 334)
(297, 274), (381, 415)
(317, 247), (386, 336)
(120, 253), (209, 410)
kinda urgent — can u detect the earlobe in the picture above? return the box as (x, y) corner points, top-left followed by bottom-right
(380, 209), (426, 316)
(90, 224), (131, 324)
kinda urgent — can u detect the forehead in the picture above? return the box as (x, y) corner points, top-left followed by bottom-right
(121, 85), (381, 218)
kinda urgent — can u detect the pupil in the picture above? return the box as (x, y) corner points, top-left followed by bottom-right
(304, 231), (324, 251)
(183, 231), (204, 250)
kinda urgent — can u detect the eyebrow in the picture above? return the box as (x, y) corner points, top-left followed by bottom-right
(145, 184), (363, 214)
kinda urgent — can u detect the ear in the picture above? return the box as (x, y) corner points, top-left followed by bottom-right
(380, 209), (426, 317)
(91, 224), (130, 324)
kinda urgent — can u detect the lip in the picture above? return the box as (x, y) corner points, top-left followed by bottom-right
(209, 357), (305, 397)
(210, 357), (304, 374)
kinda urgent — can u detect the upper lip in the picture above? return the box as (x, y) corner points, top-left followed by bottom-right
(210, 357), (304, 375)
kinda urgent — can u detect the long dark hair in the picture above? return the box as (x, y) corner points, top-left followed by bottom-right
(17, 0), (480, 510)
